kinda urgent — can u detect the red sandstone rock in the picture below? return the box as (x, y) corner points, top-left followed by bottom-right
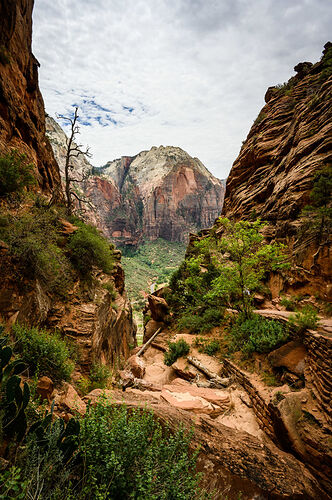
(268, 341), (307, 376)
(147, 294), (169, 322)
(36, 376), (54, 401)
(59, 383), (86, 415)
(126, 354), (145, 378)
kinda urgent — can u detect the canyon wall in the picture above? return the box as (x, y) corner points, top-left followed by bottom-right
(0, 0), (135, 370)
(0, 0), (61, 196)
(223, 43), (332, 299)
(45, 120), (226, 247)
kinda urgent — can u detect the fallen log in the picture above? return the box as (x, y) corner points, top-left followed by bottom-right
(137, 327), (162, 357)
(187, 356), (230, 387)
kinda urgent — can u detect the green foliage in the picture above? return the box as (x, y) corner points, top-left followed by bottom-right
(319, 44), (332, 81)
(0, 208), (73, 297)
(102, 281), (117, 300)
(194, 337), (220, 356)
(0, 336), (29, 442)
(0, 467), (27, 499)
(68, 220), (114, 277)
(229, 314), (289, 356)
(253, 111), (266, 126)
(164, 339), (190, 366)
(121, 238), (186, 307)
(205, 218), (289, 319)
(275, 80), (294, 95)
(89, 362), (112, 390)
(177, 307), (224, 334)
(79, 401), (204, 499)
(298, 165), (332, 247)
(289, 305), (319, 333)
(0, 150), (35, 197)
(12, 324), (74, 382)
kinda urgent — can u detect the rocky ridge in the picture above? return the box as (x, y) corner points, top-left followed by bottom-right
(223, 43), (332, 299)
(45, 119), (226, 246)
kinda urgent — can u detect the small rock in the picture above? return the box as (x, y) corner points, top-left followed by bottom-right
(59, 383), (86, 415)
(36, 376), (54, 401)
(127, 354), (145, 378)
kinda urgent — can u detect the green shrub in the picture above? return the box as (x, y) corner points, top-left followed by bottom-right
(12, 324), (74, 382)
(0, 150), (35, 197)
(229, 314), (289, 356)
(164, 339), (190, 366)
(194, 337), (220, 356)
(289, 305), (319, 333)
(177, 307), (224, 334)
(89, 362), (112, 390)
(202, 339), (220, 356)
(102, 281), (116, 300)
(79, 401), (204, 499)
(0, 209), (72, 297)
(280, 296), (296, 311)
(68, 221), (114, 277)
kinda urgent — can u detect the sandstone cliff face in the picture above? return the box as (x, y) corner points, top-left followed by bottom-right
(0, 0), (135, 370)
(0, 0), (61, 195)
(45, 122), (226, 246)
(100, 146), (225, 245)
(223, 43), (332, 298)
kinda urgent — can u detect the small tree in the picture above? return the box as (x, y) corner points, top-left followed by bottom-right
(203, 218), (289, 319)
(57, 107), (92, 215)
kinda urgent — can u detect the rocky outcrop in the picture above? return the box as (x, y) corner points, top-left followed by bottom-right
(222, 43), (332, 299)
(0, 0), (61, 196)
(45, 121), (226, 246)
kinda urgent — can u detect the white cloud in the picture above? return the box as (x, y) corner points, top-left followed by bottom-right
(32, 0), (332, 178)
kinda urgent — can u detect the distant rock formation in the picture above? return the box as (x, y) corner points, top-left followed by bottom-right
(45, 120), (226, 247)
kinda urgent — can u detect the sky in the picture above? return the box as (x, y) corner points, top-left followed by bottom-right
(32, 0), (332, 179)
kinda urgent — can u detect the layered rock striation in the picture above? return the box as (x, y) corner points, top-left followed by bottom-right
(45, 122), (226, 246)
(223, 43), (332, 298)
(0, 0), (61, 196)
(0, 0), (135, 370)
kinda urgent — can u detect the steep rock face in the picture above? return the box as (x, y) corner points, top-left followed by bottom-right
(45, 122), (226, 246)
(0, 1), (135, 370)
(0, 0), (61, 195)
(100, 146), (225, 245)
(223, 43), (332, 298)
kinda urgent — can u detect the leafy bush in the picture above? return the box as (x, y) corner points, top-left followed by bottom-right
(194, 337), (220, 356)
(0, 209), (72, 297)
(68, 220), (114, 277)
(12, 324), (74, 382)
(229, 314), (289, 356)
(164, 339), (190, 366)
(102, 281), (117, 300)
(0, 150), (35, 197)
(79, 401), (204, 499)
(289, 305), (319, 333)
(89, 362), (112, 390)
(280, 296), (296, 311)
(177, 307), (224, 334)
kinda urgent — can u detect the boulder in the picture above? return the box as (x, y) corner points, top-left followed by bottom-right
(36, 376), (54, 401)
(143, 319), (164, 343)
(126, 354), (145, 378)
(160, 378), (230, 418)
(59, 383), (86, 415)
(268, 341), (307, 376)
(148, 295), (169, 322)
(171, 357), (197, 381)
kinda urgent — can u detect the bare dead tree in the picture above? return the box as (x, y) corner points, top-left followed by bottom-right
(57, 107), (93, 215)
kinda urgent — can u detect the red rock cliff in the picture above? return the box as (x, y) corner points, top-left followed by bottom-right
(0, 0), (61, 195)
(223, 43), (332, 299)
